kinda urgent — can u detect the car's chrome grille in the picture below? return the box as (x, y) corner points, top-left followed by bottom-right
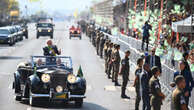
(50, 74), (67, 90)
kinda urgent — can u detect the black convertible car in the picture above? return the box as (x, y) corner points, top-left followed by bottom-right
(13, 56), (86, 107)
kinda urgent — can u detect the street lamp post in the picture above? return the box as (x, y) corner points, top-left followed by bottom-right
(25, 5), (28, 19)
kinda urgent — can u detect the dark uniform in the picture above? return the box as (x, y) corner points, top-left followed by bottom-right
(134, 68), (142, 110)
(113, 49), (121, 85)
(120, 57), (130, 97)
(149, 76), (162, 110)
(171, 88), (187, 110)
(141, 70), (151, 110)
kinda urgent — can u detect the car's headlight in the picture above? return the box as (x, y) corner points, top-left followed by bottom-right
(56, 85), (63, 93)
(41, 74), (50, 83)
(38, 29), (42, 32)
(48, 29), (51, 32)
(67, 74), (76, 84)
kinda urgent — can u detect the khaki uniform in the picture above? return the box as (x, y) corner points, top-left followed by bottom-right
(149, 76), (162, 110)
(113, 50), (121, 83)
(120, 57), (130, 96)
(107, 48), (113, 78)
(171, 88), (187, 110)
(96, 35), (101, 55)
(104, 45), (108, 73)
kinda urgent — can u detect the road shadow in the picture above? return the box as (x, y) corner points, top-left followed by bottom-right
(69, 38), (82, 41)
(0, 56), (23, 60)
(0, 44), (15, 48)
(21, 100), (108, 110)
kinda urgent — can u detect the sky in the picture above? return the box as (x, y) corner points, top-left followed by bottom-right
(18, 0), (98, 15)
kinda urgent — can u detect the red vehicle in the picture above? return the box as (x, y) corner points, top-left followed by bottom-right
(69, 26), (82, 40)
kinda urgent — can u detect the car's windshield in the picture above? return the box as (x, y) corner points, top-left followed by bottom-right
(32, 56), (72, 69)
(37, 23), (52, 27)
(0, 29), (10, 34)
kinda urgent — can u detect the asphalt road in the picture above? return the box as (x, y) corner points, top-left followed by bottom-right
(0, 22), (134, 110)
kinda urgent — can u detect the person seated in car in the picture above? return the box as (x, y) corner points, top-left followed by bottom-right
(37, 59), (43, 67)
(56, 58), (65, 67)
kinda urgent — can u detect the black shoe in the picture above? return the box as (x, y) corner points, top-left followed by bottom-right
(112, 80), (115, 82)
(115, 83), (121, 86)
(121, 94), (130, 99)
(108, 75), (111, 79)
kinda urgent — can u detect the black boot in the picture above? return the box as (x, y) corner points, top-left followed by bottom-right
(115, 81), (121, 86)
(107, 75), (111, 79)
(121, 88), (130, 99)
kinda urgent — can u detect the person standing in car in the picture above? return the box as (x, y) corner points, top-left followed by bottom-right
(43, 39), (61, 56)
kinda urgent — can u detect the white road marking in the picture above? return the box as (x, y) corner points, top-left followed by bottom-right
(127, 87), (135, 92)
(123, 99), (130, 102)
(104, 85), (117, 91)
(27, 107), (31, 110)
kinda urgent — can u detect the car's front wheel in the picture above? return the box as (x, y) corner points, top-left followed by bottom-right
(9, 38), (14, 46)
(15, 95), (22, 101)
(75, 99), (83, 108)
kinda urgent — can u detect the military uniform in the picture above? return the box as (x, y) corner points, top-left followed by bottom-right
(113, 50), (121, 85)
(104, 43), (109, 74)
(149, 76), (162, 110)
(171, 88), (187, 110)
(99, 37), (105, 58)
(120, 57), (130, 97)
(141, 70), (151, 110)
(96, 35), (101, 55)
(134, 68), (142, 110)
(107, 47), (113, 78)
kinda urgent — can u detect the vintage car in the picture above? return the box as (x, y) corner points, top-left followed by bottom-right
(13, 56), (86, 107)
(69, 26), (82, 40)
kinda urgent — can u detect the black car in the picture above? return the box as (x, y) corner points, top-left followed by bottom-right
(0, 27), (16, 46)
(36, 22), (54, 39)
(13, 56), (86, 107)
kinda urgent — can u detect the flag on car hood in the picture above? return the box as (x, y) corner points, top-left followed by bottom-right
(77, 66), (83, 77)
